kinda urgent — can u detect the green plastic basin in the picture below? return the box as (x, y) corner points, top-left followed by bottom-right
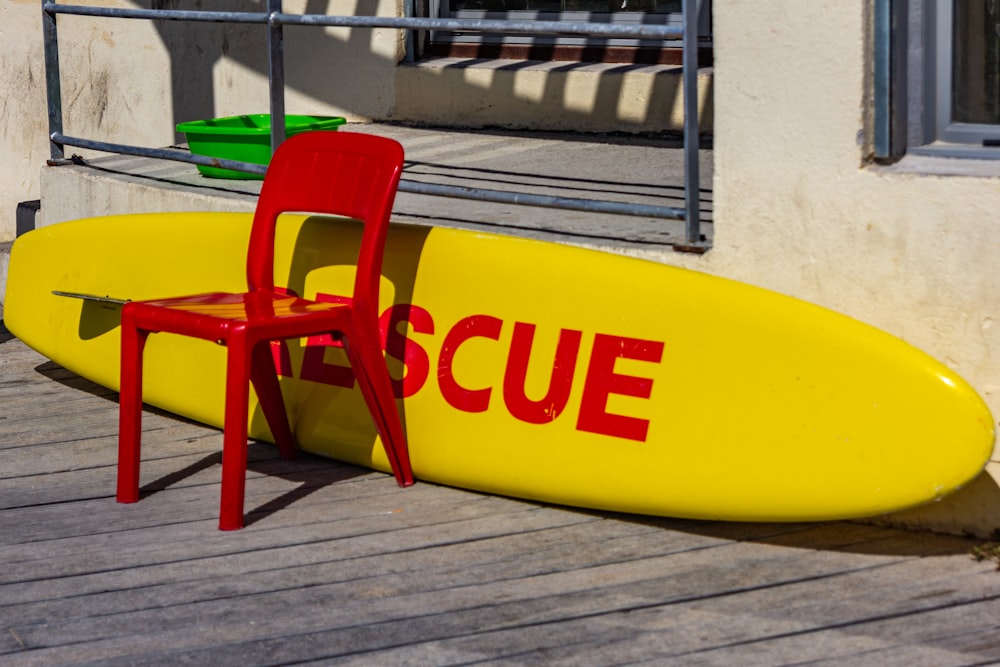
(176, 114), (347, 179)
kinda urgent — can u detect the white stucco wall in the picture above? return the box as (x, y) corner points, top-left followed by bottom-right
(1, 0), (52, 243)
(690, 0), (1000, 536)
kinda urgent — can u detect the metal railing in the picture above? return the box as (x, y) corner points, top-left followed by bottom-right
(42, 0), (706, 249)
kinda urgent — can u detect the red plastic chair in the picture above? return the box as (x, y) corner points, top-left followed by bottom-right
(117, 131), (414, 530)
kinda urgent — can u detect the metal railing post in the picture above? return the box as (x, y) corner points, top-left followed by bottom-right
(42, 0), (66, 162)
(682, 0), (702, 247)
(267, 0), (286, 154)
(403, 0), (416, 63)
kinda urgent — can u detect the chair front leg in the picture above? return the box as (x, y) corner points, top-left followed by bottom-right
(118, 311), (149, 504)
(219, 334), (253, 530)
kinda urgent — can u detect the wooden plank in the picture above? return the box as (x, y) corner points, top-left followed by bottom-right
(3, 333), (1000, 665)
(0, 524), (947, 660)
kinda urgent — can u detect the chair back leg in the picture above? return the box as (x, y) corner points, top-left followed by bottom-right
(342, 325), (414, 487)
(249, 340), (297, 460)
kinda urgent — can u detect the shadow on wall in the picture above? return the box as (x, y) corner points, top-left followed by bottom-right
(393, 59), (713, 133)
(138, 0), (699, 136)
(146, 0), (268, 139)
(145, 0), (415, 134)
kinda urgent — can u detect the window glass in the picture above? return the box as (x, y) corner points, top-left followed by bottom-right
(893, 0), (1000, 157)
(951, 0), (1000, 125)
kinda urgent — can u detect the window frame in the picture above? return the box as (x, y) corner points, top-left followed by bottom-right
(889, 0), (1000, 160)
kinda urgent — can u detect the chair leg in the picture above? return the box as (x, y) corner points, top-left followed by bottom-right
(343, 330), (414, 488)
(118, 310), (149, 504)
(249, 340), (297, 460)
(219, 336), (253, 530)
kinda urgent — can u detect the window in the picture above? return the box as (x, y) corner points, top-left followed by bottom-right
(879, 0), (1000, 160)
(940, 1), (1000, 144)
(423, 0), (712, 65)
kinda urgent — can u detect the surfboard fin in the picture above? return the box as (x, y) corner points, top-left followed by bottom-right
(52, 290), (130, 306)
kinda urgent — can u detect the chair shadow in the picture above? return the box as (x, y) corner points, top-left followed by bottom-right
(34, 360), (209, 428)
(244, 452), (372, 527)
(278, 216), (430, 444)
(137, 443), (372, 528)
(32, 358), (374, 527)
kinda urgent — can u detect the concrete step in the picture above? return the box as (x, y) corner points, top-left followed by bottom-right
(6, 125), (714, 308)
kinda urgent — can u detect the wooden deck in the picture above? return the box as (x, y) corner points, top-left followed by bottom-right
(3, 313), (1000, 666)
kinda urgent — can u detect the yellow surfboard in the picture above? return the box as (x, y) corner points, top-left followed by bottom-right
(4, 212), (994, 521)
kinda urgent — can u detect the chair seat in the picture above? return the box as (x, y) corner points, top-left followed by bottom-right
(130, 291), (354, 342)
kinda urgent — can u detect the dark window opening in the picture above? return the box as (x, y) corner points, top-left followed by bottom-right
(424, 0), (712, 65)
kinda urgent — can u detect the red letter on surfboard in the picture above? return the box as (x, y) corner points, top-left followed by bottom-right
(503, 323), (583, 424)
(576, 334), (664, 442)
(299, 293), (355, 388)
(438, 315), (502, 413)
(380, 304), (434, 398)
(270, 287), (299, 377)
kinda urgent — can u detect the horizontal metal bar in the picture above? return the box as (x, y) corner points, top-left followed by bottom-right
(52, 133), (269, 175)
(43, 3), (268, 24)
(398, 180), (685, 219)
(52, 133), (684, 220)
(44, 2), (683, 39)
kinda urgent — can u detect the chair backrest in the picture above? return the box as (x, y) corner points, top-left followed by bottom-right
(246, 131), (405, 315)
